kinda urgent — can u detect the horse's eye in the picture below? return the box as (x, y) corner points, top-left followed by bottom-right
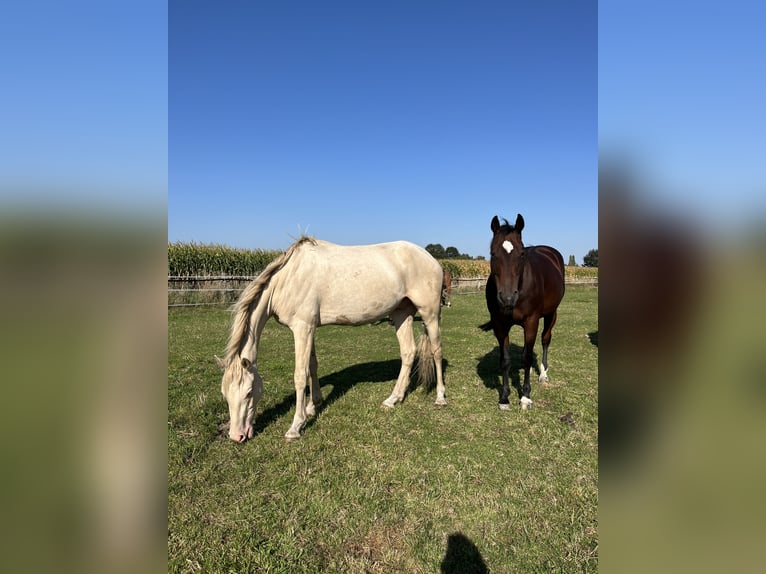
(245, 390), (252, 399)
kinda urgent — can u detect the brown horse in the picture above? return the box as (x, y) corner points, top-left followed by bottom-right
(441, 267), (452, 308)
(480, 214), (565, 410)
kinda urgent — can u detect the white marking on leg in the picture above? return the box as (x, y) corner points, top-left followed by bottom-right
(498, 403), (511, 411)
(502, 240), (513, 254)
(538, 365), (549, 382)
(520, 396), (533, 410)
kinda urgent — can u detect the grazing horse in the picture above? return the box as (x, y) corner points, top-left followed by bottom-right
(215, 236), (447, 442)
(480, 214), (565, 410)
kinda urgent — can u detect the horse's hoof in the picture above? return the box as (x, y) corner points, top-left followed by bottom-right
(381, 397), (398, 409)
(380, 395), (402, 409)
(434, 397), (448, 407)
(498, 402), (511, 411)
(538, 374), (549, 383)
(284, 430), (301, 441)
(520, 397), (533, 410)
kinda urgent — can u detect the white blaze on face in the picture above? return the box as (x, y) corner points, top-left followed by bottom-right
(502, 240), (513, 254)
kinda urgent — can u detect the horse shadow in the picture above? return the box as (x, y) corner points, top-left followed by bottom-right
(441, 532), (488, 574)
(588, 330), (599, 347)
(252, 357), (450, 436)
(476, 343), (539, 401)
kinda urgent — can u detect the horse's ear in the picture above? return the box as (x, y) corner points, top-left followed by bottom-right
(214, 355), (226, 371)
(514, 213), (525, 233)
(491, 215), (501, 233)
(241, 357), (252, 370)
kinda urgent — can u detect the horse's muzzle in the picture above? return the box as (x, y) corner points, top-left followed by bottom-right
(498, 290), (519, 311)
(229, 424), (255, 443)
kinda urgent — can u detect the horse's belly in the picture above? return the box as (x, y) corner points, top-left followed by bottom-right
(318, 299), (400, 326)
(317, 286), (403, 326)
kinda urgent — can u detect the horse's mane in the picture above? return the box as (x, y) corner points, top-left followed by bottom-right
(498, 217), (513, 233)
(494, 218), (515, 234)
(224, 236), (316, 363)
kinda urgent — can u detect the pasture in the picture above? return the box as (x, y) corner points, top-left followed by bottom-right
(168, 286), (598, 573)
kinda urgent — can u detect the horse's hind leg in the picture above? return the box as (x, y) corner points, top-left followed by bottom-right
(423, 314), (446, 406)
(538, 310), (558, 383)
(382, 304), (416, 408)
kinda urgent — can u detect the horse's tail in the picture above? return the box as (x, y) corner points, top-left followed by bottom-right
(479, 320), (493, 332)
(416, 332), (436, 391)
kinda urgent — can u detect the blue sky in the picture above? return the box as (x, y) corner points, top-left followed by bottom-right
(169, 0), (597, 261)
(599, 1), (766, 227)
(2, 1), (763, 259)
(0, 1), (167, 212)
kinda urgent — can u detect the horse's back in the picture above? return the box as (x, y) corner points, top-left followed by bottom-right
(310, 240), (440, 280)
(282, 240), (442, 325)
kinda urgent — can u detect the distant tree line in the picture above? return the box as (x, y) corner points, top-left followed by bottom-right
(426, 242), (597, 267)
(425, 243), (484, 260)
(567, 249), (598, 267)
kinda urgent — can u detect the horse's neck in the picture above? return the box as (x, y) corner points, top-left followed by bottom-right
(239, 287), (273, 361)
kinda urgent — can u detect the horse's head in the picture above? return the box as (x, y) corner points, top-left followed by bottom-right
(490, 214), (526, 312)
(215, 355), (263, 442)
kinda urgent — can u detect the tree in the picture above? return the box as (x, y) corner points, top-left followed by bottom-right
(583, 248), (598, 267)
(568, 255), (577, 266)
(445, 246), (460, 259)
(425, 243), (446, 258)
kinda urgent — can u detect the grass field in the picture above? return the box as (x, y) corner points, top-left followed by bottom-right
(168, 286), (598, 573)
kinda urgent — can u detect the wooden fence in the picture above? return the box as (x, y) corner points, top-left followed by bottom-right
(168, 275), (597, 307)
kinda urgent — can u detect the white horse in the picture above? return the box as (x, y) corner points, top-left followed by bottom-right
(215, 236), (447, 442)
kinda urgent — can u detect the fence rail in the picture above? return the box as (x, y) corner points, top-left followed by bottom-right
(168, 274), (597, 307)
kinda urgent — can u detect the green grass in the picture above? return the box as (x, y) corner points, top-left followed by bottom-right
(168, 286), (598, 573)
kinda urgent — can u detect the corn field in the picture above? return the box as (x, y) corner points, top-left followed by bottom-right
(438, 258), (598, 282)
(168, 242), (281, 277)
(167, 242), (597, 306)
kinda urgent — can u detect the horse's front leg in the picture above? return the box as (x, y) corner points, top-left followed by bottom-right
(305, 342), (322, 418)
(285, 324), (314, 440)
(520, 318), (540, 410)
(498, 334), (513, 411)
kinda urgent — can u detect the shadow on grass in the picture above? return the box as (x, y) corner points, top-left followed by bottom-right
(253, 356), (450, 437)
(476, 343), (538, 402)
(441, 532), (488, 574)
(588, 330), (599, 347)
